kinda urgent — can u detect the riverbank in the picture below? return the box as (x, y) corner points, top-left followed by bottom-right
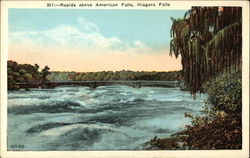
(145, 70), (242, 150)
(145, 113), (241, 150)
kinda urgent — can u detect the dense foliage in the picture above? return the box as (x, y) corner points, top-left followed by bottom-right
(184, 71), (242, 126)
(203, 71), (241, 114)
(47, 70), (183, 81)
(7, 60), (50, 90)
(170, 7), (242, 94)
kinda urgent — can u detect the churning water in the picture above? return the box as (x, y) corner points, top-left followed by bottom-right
(7, 85), (205, 150)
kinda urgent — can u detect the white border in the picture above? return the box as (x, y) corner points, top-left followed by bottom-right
(1, 1), (249, 158)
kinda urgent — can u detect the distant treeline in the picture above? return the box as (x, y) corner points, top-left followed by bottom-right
(7, 60), (183, 90)
(47, 70), (183, 81)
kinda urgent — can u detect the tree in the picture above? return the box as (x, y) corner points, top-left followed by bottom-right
(19, 69), (27, 75)
(41, 65), (50, 81)
(24, 73), (33, 81)
(34, 64), (40, 81)
(170, 7), (242, 94)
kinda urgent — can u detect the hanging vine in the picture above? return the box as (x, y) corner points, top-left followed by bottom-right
(170, 7), (242, 94)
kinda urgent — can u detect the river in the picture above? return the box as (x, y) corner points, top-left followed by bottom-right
(7, 85), (205, 150)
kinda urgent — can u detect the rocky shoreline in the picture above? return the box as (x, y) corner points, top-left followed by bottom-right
(145, 114), (241, 150)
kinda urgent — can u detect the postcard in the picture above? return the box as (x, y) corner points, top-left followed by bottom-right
(0, 1), (249, 158)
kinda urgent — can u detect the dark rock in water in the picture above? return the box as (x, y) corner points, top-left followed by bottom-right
(25, 88), (30, 91)
(154, 128), (173, 134)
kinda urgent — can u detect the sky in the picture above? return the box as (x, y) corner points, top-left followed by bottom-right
(8, 9), (186, 72)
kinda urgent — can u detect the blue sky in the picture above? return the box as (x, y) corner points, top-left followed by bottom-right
(8, 9), (187, 72)
(9, 9), (186, 48)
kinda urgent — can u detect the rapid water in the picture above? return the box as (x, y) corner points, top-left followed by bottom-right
(7, 85), (205, 150)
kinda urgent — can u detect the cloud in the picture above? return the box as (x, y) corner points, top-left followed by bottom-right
(9, 17), (152, 53)
(77, 17), (100, 33)
(131, 40), (152, 53)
